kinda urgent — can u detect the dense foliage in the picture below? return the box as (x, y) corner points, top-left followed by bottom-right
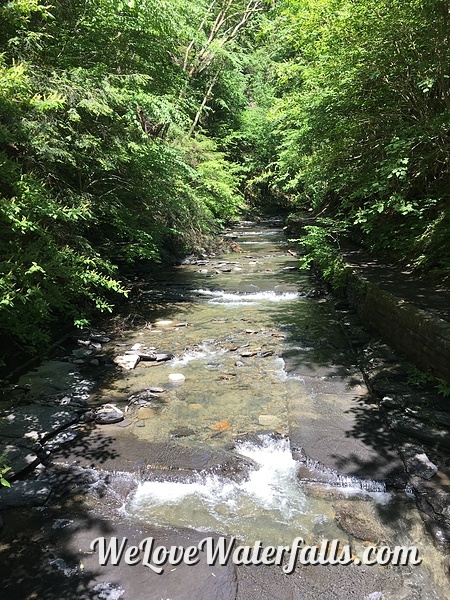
(258, 0), (450, 280)
(2, 0), (450, 357)
(0, 0), (255, 353)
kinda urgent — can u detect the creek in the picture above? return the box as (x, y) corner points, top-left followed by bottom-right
(12, 219), (449, 597)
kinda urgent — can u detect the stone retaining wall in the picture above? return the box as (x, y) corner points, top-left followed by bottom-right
(346, 272), (450, 382)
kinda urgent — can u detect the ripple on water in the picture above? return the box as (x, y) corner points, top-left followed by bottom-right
(193, 289), (300, 306)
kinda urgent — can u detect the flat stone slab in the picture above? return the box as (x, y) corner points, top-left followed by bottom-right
(0, 404), (80, 442)
(0, 511), (237, 600)
(235, 559), (417, 600)
(286, 377), (406, 485)
(49, 425), (255, 479)
(114, 354), (140, 370)
(17, 360), (85, 395)
(0, 480), (51, 508)
(0, 443), (40, 478)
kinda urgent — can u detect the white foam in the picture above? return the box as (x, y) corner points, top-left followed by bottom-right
(228, 230), (279, 236)
(171, 342), (225, 367)
(123, 436), (312, 542)
(194, 289), (299, 306)
(240, 241), (285, 245)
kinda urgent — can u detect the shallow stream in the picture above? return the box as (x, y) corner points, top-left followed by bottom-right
(16, 219), (449, 596)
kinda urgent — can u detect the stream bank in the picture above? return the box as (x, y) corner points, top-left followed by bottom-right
(0, 219), (449, 599)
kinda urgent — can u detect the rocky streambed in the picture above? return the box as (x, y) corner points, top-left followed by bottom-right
(1, 219), (449, 599)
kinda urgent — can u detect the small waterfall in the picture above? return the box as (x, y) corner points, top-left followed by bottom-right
(120, 435), (339, 545)
(300, 455), (387, 493)
(193, 288), (300, 306)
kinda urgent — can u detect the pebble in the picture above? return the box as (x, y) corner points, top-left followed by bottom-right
(169, 373), (186, 382)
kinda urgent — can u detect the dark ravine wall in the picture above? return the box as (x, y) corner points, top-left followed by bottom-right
(346, 272), (450, 383)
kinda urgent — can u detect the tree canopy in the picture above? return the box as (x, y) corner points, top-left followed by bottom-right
(1, 0), (450, 355)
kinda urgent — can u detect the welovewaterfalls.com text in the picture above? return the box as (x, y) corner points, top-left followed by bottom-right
(90, 536), (422, 574)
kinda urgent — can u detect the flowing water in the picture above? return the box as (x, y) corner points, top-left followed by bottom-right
(16, 219), (449, 595)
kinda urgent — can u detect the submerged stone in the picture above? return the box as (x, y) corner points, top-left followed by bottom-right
(95, 404), (124, 425)
(168, 373), (185, 382)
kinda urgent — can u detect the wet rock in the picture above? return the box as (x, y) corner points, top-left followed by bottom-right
(334, 500), (388, 543)
(170, 427), (195, 438)
(0, 404), (80, 442)
(259, 350), (274, 357)
(389, 413), (450, 449)
(128, 389), (164, 404)
(380, 395), (403, 409)
(137, 407), (156, 420)
(81, 410), (95, 422)
(88, 341), (102, 351)
(95, 404), (124, 425)
(400, 444), (438, 479)
(137, 352), (157, 361)
(212, 421), (231, 432)
(89, 358), (100, 366)
(409, 474), (450, 522)
(116, 419), (133, 428)
(141, 441), (255, 478)
(169, 373), (185, 382)
(89, 335), (111, 344)
(0, 481), (51, 507)
(113, 354), (140, 370)
(235, 361), (246, 367)
(44, 429), (79, 452)
(0, 443), (40, 478)
(155, 353), (174, 362)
